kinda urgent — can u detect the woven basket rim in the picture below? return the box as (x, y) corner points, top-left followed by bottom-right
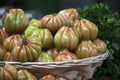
(0, 50), (109, 67)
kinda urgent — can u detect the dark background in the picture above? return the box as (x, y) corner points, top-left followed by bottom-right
(0, 0), (120, 18)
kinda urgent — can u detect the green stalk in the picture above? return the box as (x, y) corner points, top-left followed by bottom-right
(0, 62), (5, 67)
(22, 36), (27, 45)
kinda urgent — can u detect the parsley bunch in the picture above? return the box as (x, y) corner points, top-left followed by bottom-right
(77, 3), (120, 80)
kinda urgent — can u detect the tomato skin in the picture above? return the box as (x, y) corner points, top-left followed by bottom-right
(55, 49), (77, 62)
(39, 14), (73, 34)
(2, 9), (29, 34)
(47, 48), (59, 60)
(0, 64), (18, 80)
(58, 8), (79, 21)
(93, 39), (107, 53)
(25, 19), (53, 49)
(54, 26), (79, 51)
(25, 19), (40, 37)
(73, 19), (98, 40)
(39, 74), (55, 80)
(0, 45), (6, 61)
(36, 51), (53, 62)
(11, 37), (42, 62)
(3, 52), (13, 61)
(75, 40), (98, 59)
(0, 28), (8, 44)
(18, 70), (37, 80)
(3, 34), (23, 52)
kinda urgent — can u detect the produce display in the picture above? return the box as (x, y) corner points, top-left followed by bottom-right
(0, 8), (107, 63)
(0, 6), (108, 80)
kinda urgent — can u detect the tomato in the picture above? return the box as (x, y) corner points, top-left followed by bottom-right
(58, 8), (79, 21)
(11, 37), (42, 62)
(54, 26), (79, 50)
(93, 39), (107, 53)
(25, 19), (53, 49)
(36, 51), (53, 62)
(47, 48), (59, 60)
(3, 52), (13, 61)
(3, 34), (23, 52)
(75, 40), (98, 59)
(39, 14), (73, 34)
(0, 45), (6, 61)
(55, 49), (77, 62)
(0, 64), (17, 80)
(0, 27), (8, 44)
(74, 19), (98, 40)
(18, 70), (37, 80)
(2, 9), (29, 34)
(39, 74), (55, 80)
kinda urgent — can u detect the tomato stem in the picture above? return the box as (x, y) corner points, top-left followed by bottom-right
(52, 13), (57, 16)
(60, 48), (67, 51)
(0, 62), (5, 67)
(63, 23), (73, 28)
(22, 37), (27, 45)
(38, 26), (45, 29)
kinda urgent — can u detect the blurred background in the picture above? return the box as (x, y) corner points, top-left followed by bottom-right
(0, 0), (120, 19)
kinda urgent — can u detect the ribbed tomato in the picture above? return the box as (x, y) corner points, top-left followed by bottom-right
(54, 26), (79, 50)
(73, 19), (98, 40)
(18, 70), (37, 80)
(47, 48), (59, 60)
(39, 14), (73, 34)
(0, 45), (6, 61)
(36, 51), (53, 62)
(3, 34), (23, 52)
(55, 49), (77, 62)
(25, 19), (53, 49)
(56, 77), (67, 80)
(0, 27), (8, 44)
(3, 52), (13, 61)
(0, 64), (17, 80)
(39, 74), (55, 80)
(93, 39), (107, 53)
(75, 40), (98, 59)
(11, 37), (42, 62)
(2, 9), (29, 34)
(58, 8), (79, 21)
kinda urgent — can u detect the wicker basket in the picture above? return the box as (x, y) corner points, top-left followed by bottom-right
(0, 50), (109, 80)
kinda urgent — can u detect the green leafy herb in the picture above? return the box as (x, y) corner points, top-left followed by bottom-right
(77, 3), (120, 80)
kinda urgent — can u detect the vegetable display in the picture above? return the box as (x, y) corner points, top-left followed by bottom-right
(0, 3), (113, 80)
(1, 7), (106, 63)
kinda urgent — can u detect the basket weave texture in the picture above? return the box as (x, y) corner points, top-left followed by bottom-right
(0, 50), (109, 80)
